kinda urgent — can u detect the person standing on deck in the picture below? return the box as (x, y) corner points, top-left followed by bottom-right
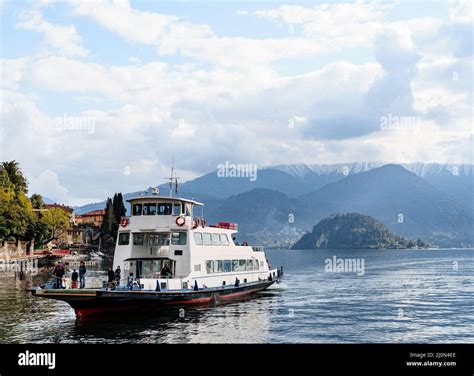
(114, 266), (121, 285)
(107, 268), (115, 288)
(79, 261), (86, 289)
(71, 269), (79, 289)
(53, 262), (64, 288)
(160, 264), (171, 277)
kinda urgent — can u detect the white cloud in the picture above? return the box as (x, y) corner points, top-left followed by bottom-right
(16, 10), (89, 57)
(69, 0), (339, 67)
(1, 0), (472, 205)
(28, 170), (69, 202)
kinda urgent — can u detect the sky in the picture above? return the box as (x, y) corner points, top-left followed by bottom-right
(0, 0), (472, 205)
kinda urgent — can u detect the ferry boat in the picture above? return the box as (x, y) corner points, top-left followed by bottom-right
(32, 183), (282, 317)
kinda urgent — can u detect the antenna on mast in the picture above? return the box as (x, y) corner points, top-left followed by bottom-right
(165, 156), (180, 197)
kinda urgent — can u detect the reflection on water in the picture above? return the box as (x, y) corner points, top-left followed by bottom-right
(1, 249), (473, 343)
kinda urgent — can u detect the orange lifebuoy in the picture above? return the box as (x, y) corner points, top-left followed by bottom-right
(176, 216), (186, 227)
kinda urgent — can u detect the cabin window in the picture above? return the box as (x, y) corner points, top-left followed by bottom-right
(203, 233), (212, 246)
(220, 234), (229, 246)
(143, 203), (157, 215)
(149, 234), (158, 246)
(254, 259), (260, 270)
(173, 203), (181, 216)
(118, 233), (130, 245)
(194, 264), (201, 272)
(149, 233), (170, 246)
(211, 233), (221, 246)
(185, 203), (192, 216)
(133, 233), (144, 246)
(132, 204), (142, 216)
(171, 232), (187, 245)
(193, 232), (203, 245)
(246, 259), (253, 271)
(157, 203), (172, 215)
(239, 259), (246, 271)
(232, 260), (239, 271)
(223, 260), (232, 273)
(174, 250), (183, 256)
(206, 260), (213, 274)
(139, 260), (163, 279)
(215, 260), (223, 273)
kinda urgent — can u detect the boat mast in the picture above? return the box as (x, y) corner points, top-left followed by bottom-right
(165, 156), (180, 197)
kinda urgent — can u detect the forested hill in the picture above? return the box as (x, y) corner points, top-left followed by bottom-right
(291, 213), (429, 249)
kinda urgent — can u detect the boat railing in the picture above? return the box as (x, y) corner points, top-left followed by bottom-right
(252, 245), (265, 252)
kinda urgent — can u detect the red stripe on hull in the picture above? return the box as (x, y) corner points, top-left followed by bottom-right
(75, 304), (144, 318)
(164, 297), (212, 305)
(219, 288), (261, 300)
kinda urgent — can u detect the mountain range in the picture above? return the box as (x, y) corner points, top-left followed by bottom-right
(71, 163), (473, 247)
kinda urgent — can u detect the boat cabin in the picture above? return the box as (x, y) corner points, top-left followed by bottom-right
(113, 192), (273, 291)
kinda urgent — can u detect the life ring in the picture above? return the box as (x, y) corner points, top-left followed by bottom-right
(120, 217), (129, 227)
(201, 218), (206, 228)
(192, 218), (200, 229)
(176, 216), (186, 227)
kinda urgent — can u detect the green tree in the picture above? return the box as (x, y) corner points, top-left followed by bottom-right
(101, 198), (115, 237)
(111, 193), (126, 239)
(30, 193), (44, 209)
(112, 193), (126, 222)
(101, 198), (117, 249)
(0, 162), (34, 241)
(1, 161), (28, 194)
(25, 219), (50, 245)
(0, 187), (33, 240)
(41, 208), (71, 242)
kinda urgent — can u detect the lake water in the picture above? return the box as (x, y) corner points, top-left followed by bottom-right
(0, 249), (473, 343)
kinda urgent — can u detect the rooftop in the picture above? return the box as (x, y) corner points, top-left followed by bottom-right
(127, 195), (203, 206)
(77, 209), (106, 217)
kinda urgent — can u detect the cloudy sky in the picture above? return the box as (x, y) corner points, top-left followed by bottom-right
(0, 0), (472, 205)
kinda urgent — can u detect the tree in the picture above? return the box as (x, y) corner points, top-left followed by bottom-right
(41, 208), (71, 242)
(1, 161), (28, 194)
(111, 193), (126, 240)
(112, 193), (126, 222)
(0, 163), (34, 241)
(0, 187), (33, 240)
(101, 198), (115, 238)
(101, 198), (117, 249)
(25, 219), (50, 245)
(30, 193), (44, 209)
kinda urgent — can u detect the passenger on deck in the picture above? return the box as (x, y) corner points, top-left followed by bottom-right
(107, 268), (115, 288)
(79, 261), (86, 289)
(114, 266), (121, 285)
(53, 261), (65, 289)
(160, 264), (172, 277)
(71, 269), (79, 289)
